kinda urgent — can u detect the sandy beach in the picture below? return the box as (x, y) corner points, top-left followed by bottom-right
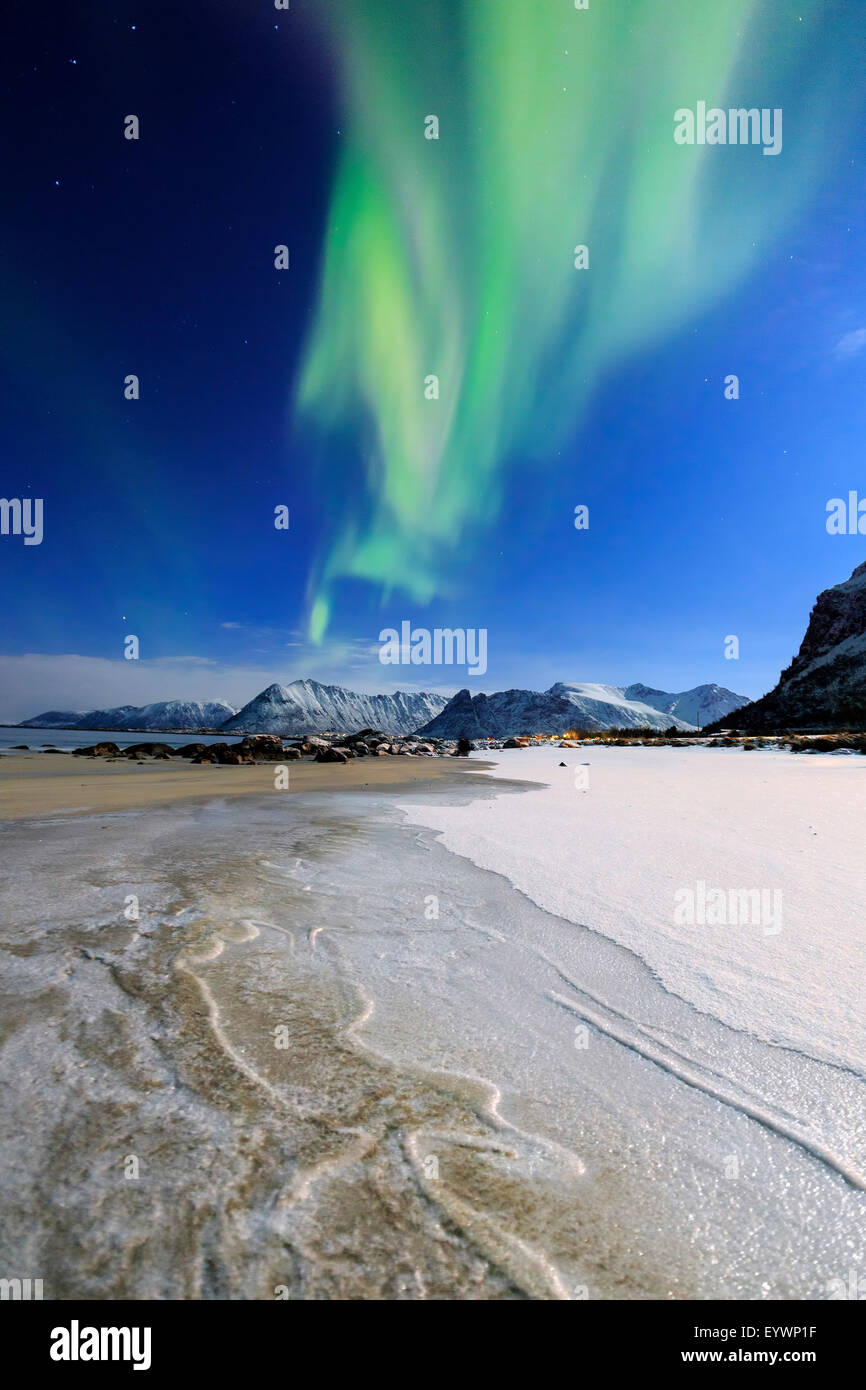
(0, 751), (485, 820)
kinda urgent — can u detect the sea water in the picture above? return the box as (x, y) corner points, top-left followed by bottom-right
(0, 726), (248, 751)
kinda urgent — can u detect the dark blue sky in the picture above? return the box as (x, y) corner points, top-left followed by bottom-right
(2, 1), (866, 719)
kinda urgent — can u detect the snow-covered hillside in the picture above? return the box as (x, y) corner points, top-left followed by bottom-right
(623, 683), (749, 728)
(220, 680), (448, 736)
(20, 700), (237, 731)
(16, 709), (89, 728)
(417, 682), (696, 738)
(549, 682), (696, 730)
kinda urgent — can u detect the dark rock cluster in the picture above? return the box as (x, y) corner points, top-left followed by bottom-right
(70, 730), (455, 764)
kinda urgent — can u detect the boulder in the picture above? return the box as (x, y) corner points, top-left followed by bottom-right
(123, 742), (174, 758)
(315, 747), (348, 764)
(198, 743), (252, 765)
(173, 743), (207, 758)
(73, 742), (120, 757)
(238, 735), (285, 761)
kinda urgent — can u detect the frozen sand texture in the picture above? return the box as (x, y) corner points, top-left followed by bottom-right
(0, 748), (864, 1298)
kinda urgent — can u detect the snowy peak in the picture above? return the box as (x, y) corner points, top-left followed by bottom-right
(547, 681), (696, 730)
(623, 682), (749, 728)
(417, 682), (700, 738)
(122, 700), (238, 731)
(220, 681), (448, 736)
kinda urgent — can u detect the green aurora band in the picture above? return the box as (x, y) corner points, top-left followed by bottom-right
(296, 0), (849, 641)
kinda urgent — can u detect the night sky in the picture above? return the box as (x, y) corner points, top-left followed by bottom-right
(2, 1), (866, 719)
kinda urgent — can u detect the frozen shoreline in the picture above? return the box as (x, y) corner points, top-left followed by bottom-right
(397, 745), (866, 1074)
(1, 754), (864, 1298)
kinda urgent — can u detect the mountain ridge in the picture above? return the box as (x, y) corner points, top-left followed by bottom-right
(216, 680), (448, 736)
(623, 682), (747, 729)
(417, 680), (747, 738)
(18, 677), (749, 737)
(19, 700), (238, 732)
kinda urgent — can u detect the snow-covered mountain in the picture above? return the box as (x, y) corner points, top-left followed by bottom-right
(623, 682), (748, 729)
(549, 682), (696, 730)
(19, 700), (237, 731)
(17, 677), (749, 739)
(220, 680), (448, 736)
(416, 682), (697, 738)
(711, 559), (866, 731)
(16, 709), (90, 728)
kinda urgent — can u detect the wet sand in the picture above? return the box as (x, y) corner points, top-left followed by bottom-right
(0, 752), (485, 820)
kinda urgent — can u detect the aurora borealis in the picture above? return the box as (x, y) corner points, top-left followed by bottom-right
(296, 0), (851, 639)
(4, 0), (866, 713)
